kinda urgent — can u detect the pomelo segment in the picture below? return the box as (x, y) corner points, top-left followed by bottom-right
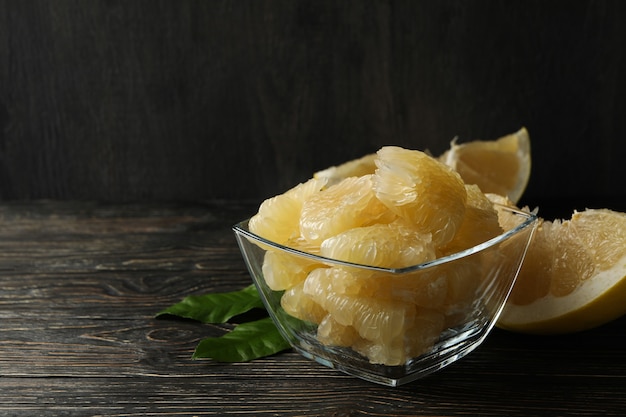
(314, 153), (377, 187)
(373, 146), (467, 246)
(299, 175), (391, 245)
(249, 178), (327, 245)
(319, 221), (436, 269)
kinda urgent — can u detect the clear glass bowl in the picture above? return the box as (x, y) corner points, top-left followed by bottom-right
(233, 206), (538, 386)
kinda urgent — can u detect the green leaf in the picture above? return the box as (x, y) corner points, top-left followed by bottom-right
(156, 284), (265, 324)
(156, 285), (292, 362)
(192, 317), (291, 362)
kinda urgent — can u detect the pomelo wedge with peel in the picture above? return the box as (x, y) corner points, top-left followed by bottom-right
(439, 127), (531, 204)
(497, 209), (626, 334)
(499, 264), (626, 334)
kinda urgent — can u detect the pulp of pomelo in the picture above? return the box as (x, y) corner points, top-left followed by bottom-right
(249, 128), (626, 363)
(497, 209), (626, 334)
(249, 177), (327, 245)
(249, 142), (535, 366)
(373, 146), (468, 246)
(439, 127), (531, 204)
(314, 153), (377, 187)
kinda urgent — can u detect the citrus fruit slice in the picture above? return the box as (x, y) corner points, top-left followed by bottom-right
(352, 308), (445, 366)
(319, 220), (436, 268)
(485, 193), (533, 231)
(373, 146), (467, 246)
(303, 273), (417, 348)
(314, 153), (377, 187)
(317, 314), (360, 347)
(299, 175), (391, 245)
(440, 184), (503, 255)
(281, 281), (327, 324)
(249, 177), (327, 244)
(497, 208), (626, 334)
(262, 245), (322, 291)
(439, 127), (531, 204)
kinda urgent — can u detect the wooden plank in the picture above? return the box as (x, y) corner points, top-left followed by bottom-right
(3, 308), (626, 379)
(1, 201), (626, 416)
(1, 360), (626, 416)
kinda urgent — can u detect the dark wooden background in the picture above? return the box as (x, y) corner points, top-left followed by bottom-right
(0, 0), (625, 215)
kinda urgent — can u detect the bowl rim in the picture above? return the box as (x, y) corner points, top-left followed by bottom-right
(232, 204), (538, 274)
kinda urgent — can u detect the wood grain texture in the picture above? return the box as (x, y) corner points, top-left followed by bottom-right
(1, 200), (626, 416)
(0, 1), (625, 206)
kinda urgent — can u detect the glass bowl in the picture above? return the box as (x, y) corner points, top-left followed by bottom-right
(233, 206), (538, 386)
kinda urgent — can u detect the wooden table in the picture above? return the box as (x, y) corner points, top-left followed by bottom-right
(1, 200), (625, 416)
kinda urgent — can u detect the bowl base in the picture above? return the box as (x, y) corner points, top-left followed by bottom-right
(293, 321), (490, 387)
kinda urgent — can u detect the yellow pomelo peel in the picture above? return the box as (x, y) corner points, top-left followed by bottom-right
(496, 208), (626, 334)
(498, 256), (626, 334)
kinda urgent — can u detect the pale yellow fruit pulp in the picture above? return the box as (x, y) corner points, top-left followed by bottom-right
(249, 178), (327, 244)
(299, 175), (390, 245)
(439, 127), (531, 204)
(497, 209), (626, 334)
(314, 153), (377, 187)
(373, 146), (467, 246)
(249, 131), (538, 365)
